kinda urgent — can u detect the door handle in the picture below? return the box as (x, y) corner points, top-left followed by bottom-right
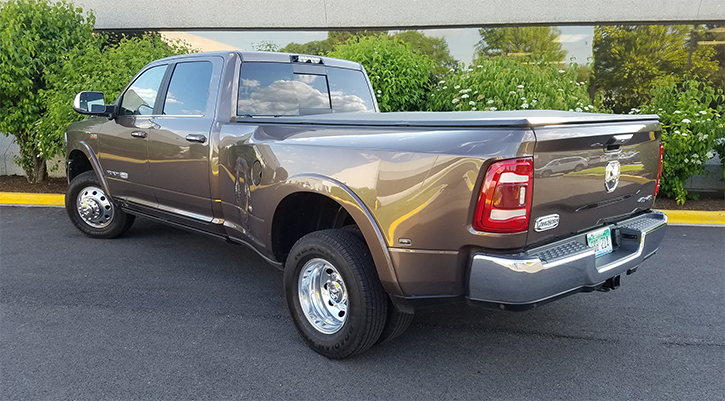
(185, 134), (207, 144)
(131, 131), (147, 139)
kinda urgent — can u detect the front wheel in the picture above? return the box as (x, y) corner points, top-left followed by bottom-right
(65, 171), (135, 239)
(284, 229), (388, 359)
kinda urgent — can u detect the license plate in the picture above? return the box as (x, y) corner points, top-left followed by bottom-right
(587, 227), (613, 258)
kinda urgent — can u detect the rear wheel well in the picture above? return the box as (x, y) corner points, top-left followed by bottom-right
(271, 192), (357, 262)
(67, 150), (93, 182)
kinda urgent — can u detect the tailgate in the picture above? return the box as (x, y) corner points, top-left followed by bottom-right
(528, 120), (661, 246)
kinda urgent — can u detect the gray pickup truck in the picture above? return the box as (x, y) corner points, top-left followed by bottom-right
(64, 51), (667, 358)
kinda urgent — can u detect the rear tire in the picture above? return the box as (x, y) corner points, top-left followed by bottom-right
(284, 229), (388, 359)
(65, 171), (135, 239)
(376, 299), (414, 344)
(341, 224), (414, 344)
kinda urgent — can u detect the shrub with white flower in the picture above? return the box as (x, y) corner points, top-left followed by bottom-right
(636, 79), (725, 204)
(426, 57), (597, 112)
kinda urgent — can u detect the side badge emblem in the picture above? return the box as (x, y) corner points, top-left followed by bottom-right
(604, 161), (620, 193)
(534, 214), (559, 232)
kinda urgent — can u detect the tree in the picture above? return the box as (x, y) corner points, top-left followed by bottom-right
(592, 25), (720, 113)
(251, 40), (280, 52)
(281, 30), (385, 56)
(700, 24), (725, 91)
(280, 39), (333, 56)
(329, 36), (433, 112)
(475, 27), (567, 63)
(0, 0), (95, 183)
(391, 30), (457, 77)
(327, 30), (387, 47)
(281, 30), (457, 80)
(40, 35), (194, 162)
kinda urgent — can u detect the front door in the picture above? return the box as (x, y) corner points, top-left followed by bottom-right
(99, 64), (168, 206)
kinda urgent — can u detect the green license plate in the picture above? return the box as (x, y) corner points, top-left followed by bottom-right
(587, 227), (613, 258)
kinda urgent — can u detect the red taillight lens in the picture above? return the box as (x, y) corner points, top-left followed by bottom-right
(473, 158), (533, 233)
(655, 142), (663, 196)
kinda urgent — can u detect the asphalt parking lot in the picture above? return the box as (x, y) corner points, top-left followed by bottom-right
(1, 206), (723, 400)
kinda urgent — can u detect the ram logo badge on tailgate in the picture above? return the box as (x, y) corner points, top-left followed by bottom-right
(604, 161), (620, 193)
(534, 214), (559, 232)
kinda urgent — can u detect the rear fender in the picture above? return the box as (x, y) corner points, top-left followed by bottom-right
(272, 174), (403, 297)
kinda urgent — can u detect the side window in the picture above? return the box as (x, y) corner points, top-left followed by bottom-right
(163, 61), (213, 116)
(120, 65), (167, 116)
(326, 67), (375, 113)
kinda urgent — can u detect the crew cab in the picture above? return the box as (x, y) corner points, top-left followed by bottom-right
(64, 51), (667, 358)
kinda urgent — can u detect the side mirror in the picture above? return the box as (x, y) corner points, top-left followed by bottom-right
(73, 91), (109, 115)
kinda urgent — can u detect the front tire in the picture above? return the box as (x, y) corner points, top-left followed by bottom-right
(65, 171), (135, 239)
(284, 229), (388, 359)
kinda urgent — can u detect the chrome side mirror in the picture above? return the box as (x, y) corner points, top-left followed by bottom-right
(73, 91), (108, 115)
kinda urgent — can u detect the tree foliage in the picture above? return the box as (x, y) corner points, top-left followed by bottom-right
(281, 39), (334, 55)
(281, 30), (456, 79)
(636, 80), (724, 204)
(427, 58), (596, 112)
(0, 0), (95, 182)
(475, 27), (567, 63)
(329, 36), (433, 112)
(39, 35), (193, 164)
(593, 25), (720, 113)
(280, 30), (385, 55)
(700, 24), (725, 90)
(251, 40), (280, 52)
(390, 30), (457, 77)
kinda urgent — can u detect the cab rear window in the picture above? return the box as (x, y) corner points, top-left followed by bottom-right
(237, 62), (375, 116)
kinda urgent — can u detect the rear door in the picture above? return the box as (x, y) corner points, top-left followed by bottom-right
(529, 119), (661, 246)
(148, 57), (223, 223)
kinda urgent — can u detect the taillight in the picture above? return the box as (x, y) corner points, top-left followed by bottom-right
(473, 158), (533, 233)
(655, 142), (663, 196)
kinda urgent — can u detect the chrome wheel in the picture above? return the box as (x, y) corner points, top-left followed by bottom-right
(76, 186), (114, 228)
(298, 258), (348, 334)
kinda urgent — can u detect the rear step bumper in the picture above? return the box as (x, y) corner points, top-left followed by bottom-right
(467, 210), (667, 310)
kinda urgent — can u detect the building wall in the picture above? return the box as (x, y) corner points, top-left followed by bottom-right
(76, 0), (724, 30)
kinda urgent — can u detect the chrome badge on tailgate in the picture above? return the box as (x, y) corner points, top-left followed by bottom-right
(534, 214), (560, 232)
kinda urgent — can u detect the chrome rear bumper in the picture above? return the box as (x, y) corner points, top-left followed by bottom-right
(467, 210), (668, 309)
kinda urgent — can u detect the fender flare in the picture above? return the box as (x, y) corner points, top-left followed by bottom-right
(270, 174), (404, 297)
(71, 141), (113, 199)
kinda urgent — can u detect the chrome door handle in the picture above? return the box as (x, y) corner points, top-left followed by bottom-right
(185, 134), (207, 143)
(130, 131), (147, 138)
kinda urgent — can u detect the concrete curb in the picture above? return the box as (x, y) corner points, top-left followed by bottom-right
(0, 192), (723, 226)
(0, 192), (65, 206)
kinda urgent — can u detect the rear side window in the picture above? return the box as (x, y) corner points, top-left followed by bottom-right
(163, 61), (213, 116)
(326, 67), (375, 113)
(237, 62), (375, 116)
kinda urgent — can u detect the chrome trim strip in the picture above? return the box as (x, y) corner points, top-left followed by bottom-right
(389, 248), (458, 255)
(155, 204), (215, 223)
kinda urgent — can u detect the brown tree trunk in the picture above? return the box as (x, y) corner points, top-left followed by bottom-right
(30, 154), (48, 184)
